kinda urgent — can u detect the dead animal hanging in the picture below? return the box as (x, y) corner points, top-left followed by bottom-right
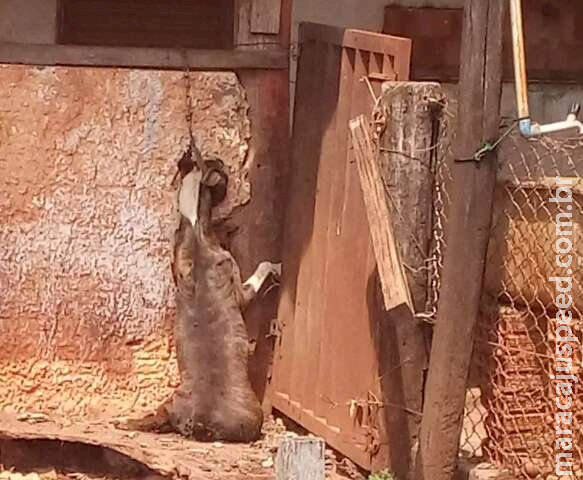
(116, 144), (281, 442)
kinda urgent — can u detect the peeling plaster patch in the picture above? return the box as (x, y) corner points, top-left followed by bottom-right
(187, 72), (252, 220)
(0, 66), (251, 418)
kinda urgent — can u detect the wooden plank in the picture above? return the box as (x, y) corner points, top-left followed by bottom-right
(415, 1), (506, 479)
(322, 48), (372, 431)
(314, 45), (358, 426)
(226, 0), (290, 413)
(349, 116), (412, 311)
(0, 42), (288, 70)
(286, 38), (329, 412)
(233, 69), (290, 410)
(235, 0), (289, 49)
(272, 392), (371, 469)
(351, 82), (442, 478)
(275, 437), (325, 480)
(351, 104), (436, 477)
(297, 41), (342, 417)
(270, 26), (321, 406)
(251, 0), (282, 34)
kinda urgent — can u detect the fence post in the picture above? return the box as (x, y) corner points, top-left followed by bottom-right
(414, 1), (505, 479)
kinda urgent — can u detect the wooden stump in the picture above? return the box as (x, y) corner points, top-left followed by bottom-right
(379, 81), (445, 315)
(275, 437), (325, 480)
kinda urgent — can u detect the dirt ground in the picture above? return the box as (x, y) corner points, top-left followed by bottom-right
(0, 412), (363, 480)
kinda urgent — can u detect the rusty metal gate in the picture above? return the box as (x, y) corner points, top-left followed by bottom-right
(270, 23), (411, 470)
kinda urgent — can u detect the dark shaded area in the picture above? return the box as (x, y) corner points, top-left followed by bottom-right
(384, 0), (583, 82)
(367, 270), (428, 480)
(57, 0), (234, 49)
(0, 438), (167, 479)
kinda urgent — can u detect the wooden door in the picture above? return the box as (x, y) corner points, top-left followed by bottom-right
(270, 23), (411, 470)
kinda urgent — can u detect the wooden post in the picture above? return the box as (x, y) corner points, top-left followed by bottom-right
(232, 0), (292, 412)
(414, 1), (505, 480)
(276, 437), (325, 480)
(351, 83), (442, 479)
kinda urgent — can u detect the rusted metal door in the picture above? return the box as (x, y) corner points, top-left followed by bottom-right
(270, 23), (411, 470)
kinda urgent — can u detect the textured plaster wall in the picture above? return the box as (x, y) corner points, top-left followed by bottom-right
(0, 66), (251, 419)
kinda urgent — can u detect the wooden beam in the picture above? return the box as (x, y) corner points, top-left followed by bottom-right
(251, 0), (282, 34)
(232, 0), (291, 417)
(414, 1), (506, 480)
(0, 43), (288, 70)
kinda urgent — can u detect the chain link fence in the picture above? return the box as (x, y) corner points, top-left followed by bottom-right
(407, 86), (582, 478)
(378, 84), (582, 479)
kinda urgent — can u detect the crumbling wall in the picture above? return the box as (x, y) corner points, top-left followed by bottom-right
(0, 65), (251, 419)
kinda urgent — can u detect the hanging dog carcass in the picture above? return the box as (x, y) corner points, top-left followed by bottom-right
(117, 145), (280, 442)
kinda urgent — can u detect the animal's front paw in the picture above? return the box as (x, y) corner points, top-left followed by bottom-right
(256, 261), (281, 278)
(269, 262), (282, 278)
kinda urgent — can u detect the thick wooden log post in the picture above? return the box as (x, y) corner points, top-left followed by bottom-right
(351, 82), (443, 479)
(379, 83), (444, 479)
(276, 437), (325, 480)
(379, 82), (444, 315)
(414, 1), (505, 480)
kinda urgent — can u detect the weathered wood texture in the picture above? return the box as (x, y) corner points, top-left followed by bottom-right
(350, 83), (442, 479)
(0, 43), (288, 70)
(384, 0), (583, 83)
(378, 82), (444, 479)
(350, 115), (412, 311)
(230, 0), (291, 410)
(275, 437), (325, 480)
(251, 0), (282, 34)
(270, 23), (412, 471)
(415, 1), (505, 480)
(379, 82), (444, 315)
(236, 0), (291, 49)
(233, 70), (290, 408)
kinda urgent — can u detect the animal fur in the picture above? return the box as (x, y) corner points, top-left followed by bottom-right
(117, 147), (279, 442)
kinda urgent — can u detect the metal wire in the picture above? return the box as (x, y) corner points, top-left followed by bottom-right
(429, 94), (583, 478)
